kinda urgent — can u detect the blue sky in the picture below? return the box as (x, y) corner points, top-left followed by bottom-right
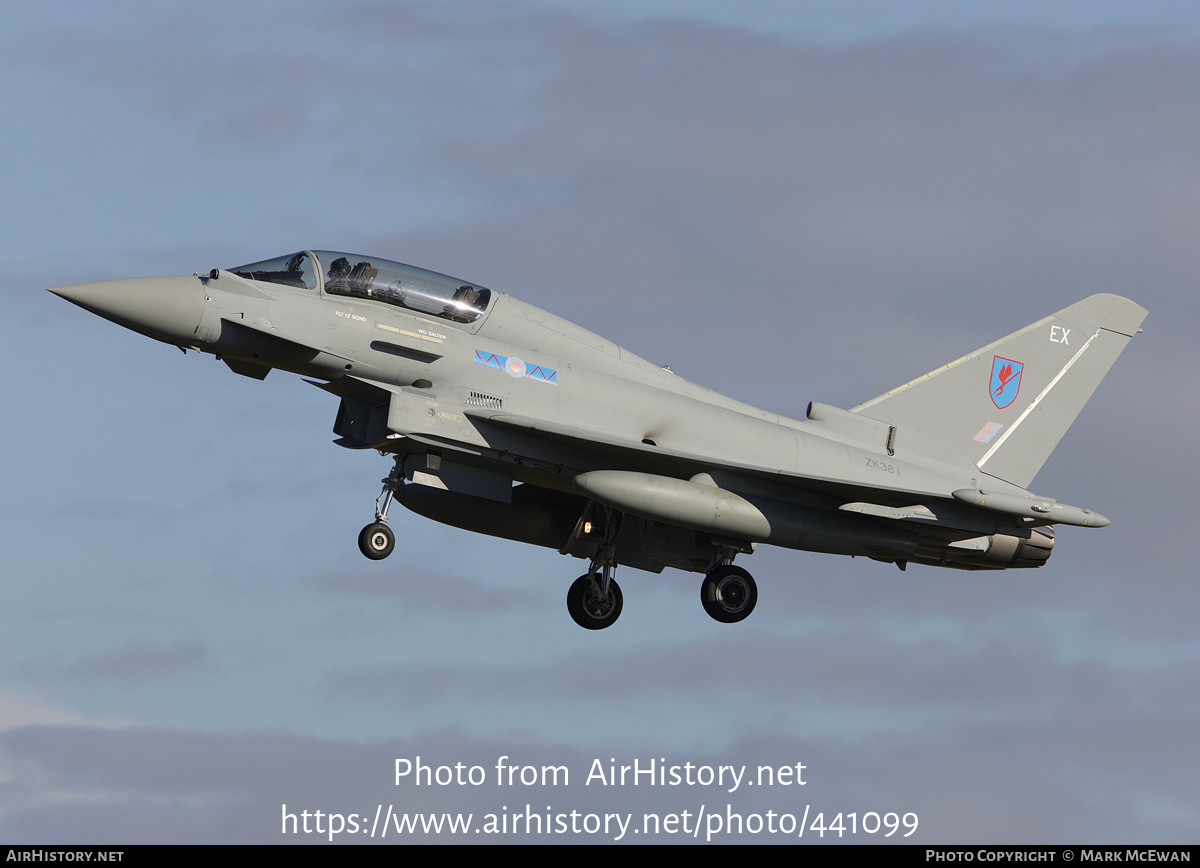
(2, 0), (1197, 844)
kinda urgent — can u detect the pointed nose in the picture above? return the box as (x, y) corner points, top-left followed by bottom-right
(49, 276), (206, 345)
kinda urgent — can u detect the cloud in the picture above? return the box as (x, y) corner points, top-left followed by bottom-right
(52, 643), (210, 682)
(319, 567), (543, 613)
(0, 695), (97, 734)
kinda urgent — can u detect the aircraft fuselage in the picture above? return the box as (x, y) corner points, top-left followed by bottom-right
(50, 249), (1146, 628)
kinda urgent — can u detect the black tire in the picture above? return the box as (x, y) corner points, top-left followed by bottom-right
(358, 522), (395, 560)
(701, 565), (757, 623)
(566, 574), (623, 630)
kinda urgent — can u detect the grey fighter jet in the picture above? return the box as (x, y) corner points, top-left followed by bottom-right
(50, 251), (1147, 630)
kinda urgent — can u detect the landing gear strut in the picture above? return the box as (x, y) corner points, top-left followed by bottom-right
(701, 564), (758, 623)
(359, 456), (403, 560)
(566, 507), (623, 630)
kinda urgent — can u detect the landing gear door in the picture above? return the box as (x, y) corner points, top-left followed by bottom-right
(407, 456), (513, 504)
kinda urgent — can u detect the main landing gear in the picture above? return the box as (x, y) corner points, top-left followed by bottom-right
(566, 508), (624, 630)
(562, 510), (758, 628)
(563, 562), (759, 630)
(566, 573), (623, 630)
(358, 456), (403, 560)
(700, 564), (758, 623)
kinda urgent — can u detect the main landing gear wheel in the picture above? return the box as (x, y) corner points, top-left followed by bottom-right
(358, 522), (395, 560)
(701, 565), (757, 623)
(567, 574), (623, 630)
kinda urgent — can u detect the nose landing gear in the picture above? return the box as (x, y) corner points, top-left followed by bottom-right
(358, 456), (404, 560)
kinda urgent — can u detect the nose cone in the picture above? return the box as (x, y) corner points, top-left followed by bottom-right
(49, 276), (206, 346)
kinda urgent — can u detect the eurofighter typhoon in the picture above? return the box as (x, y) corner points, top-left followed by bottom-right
(50, 251), (1147, 629)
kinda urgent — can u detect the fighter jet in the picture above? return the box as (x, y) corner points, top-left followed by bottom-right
(49, 250), (1147, 629)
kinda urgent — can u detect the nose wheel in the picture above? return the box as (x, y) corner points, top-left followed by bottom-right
(359, 522), (395, 560)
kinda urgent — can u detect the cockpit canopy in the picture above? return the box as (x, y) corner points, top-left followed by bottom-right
(230, 250), (492, 324)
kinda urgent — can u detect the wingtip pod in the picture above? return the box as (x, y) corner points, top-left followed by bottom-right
(952, 489), (1110, 528)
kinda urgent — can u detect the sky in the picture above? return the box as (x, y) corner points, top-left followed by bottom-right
(2, 0), (1197, 845)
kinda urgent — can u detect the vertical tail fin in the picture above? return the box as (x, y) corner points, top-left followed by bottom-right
(851, 294), (1147, 488)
